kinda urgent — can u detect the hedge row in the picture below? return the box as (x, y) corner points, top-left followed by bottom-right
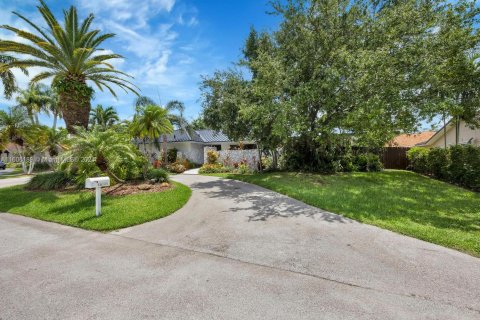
(407, 145), (480, 190)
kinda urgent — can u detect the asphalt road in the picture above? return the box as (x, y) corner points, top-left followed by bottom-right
(1, 173), (479, 319)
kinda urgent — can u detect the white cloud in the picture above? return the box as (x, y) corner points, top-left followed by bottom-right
(79, 0), (175, 30)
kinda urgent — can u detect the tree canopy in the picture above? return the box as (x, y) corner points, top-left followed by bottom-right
(200, 0), (480, 171)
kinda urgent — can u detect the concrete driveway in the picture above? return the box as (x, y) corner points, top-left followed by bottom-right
(1, 174), (479, 319)
(0, 175), (31, 188)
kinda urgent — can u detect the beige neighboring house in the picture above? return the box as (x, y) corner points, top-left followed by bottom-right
(422, 119), (480, 148)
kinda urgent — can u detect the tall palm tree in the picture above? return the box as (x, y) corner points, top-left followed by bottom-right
(89, 105), (119, 129)
(0, 0), (137, 133)
(164, 100), (191, 163)
(15, 84), (50, 124)
(0, 106), (31, 173)
(42, 86), (61, 130)
(0, 106), (29, 146)
(130, 105), (173, 162)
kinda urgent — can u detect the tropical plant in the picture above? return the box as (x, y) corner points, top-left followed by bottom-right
(0, 106), (29, 147)
(42, 86), (61, 130)
(0, 0), (138, 132)
(0, 111), (51, 174)
(89, 104), (119, 129)
(26, 171), (71, 190)
(0, 55), (26, 99)
(60, 127), (143, 183)
(15, 84), (51, 124)
(42, 127), (67, 157)
(130, 105), (174, 162)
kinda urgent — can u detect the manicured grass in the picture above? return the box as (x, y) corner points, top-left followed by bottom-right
(0, 182), (191, 231)
(208, 170), (480, 256)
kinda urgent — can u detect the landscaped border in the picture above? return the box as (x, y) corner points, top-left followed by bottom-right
(0, 182), (191, 231)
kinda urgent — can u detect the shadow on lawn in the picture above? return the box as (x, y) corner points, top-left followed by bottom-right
(230, 171), (480, 233)
(0, 186), (60, 212)
(190, 179), (352, 223)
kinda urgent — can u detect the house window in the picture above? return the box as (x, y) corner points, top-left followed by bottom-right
(207, 144), (221, 151)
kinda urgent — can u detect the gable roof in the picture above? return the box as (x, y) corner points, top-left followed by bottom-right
(387, 131), (436, 147)
(423, 119), (455, 146)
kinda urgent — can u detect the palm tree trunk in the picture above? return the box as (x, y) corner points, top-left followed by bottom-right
(58, 79), (92, 133)
(150, 139), (155, 164)
(52, 112), (58, 130)
(163, 135), (168, 165)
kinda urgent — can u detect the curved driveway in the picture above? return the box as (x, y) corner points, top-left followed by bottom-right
(1, 173), (479, 319)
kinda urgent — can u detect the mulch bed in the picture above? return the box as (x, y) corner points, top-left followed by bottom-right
(102, 182), (173, 196)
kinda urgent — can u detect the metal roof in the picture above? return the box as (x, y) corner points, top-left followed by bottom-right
(195, 130), (231, 143)
(134, 129), (232, 144)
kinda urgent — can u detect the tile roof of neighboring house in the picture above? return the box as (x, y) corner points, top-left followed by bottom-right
(387, 131), (436, 147)
(1, 143), (18, 152)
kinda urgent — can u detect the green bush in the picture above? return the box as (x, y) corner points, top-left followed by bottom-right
(353, 153), (383, 172)
(427, 148), (450, 179)
(146, 168), (169, 183)
(33, 162), (51, 172)
(407, 147), (430, 174)
(199, 163), (231, 174)
(407, 145), (480, 191)
(26, 171), (71, 190)
(449, 145), (480, 190)
(167, 148), (178, 163)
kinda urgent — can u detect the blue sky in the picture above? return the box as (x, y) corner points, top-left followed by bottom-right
(0, 0), (280, 126)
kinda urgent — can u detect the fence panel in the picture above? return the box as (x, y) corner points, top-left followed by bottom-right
(381, 147), (410, 170)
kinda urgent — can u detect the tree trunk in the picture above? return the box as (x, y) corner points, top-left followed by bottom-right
(150, 138), (155, 164)
(52, 113), (58, 130)
(455, 116), (460, 145)
(58, 78), (92, 133)
(257, 142), (263, 173)
(163, 135), (168, 165)
(443, 112), (447, 149)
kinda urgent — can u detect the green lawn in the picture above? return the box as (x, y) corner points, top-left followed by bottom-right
(0, 182), (191, 231)
(208, 170), (480, 257)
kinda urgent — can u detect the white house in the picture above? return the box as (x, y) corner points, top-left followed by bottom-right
(422, 119), (480, 148)
(137, 129), (256, 164)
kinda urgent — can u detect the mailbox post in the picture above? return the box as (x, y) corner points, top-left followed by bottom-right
(85, 177), (110, 216)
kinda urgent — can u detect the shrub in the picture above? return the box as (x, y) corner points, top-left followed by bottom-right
(33, 162), (50, 172)
(26, 171), (71, 190)
(427, 148), (450, 179)
(449, 145), (480, 190)
(199, 163), (231, 174)
(235, 163), (251, 174)
(353, 153), (383, 172)
(206, 150), (219, 164)
(167, 148), (178, 163)
(167, 163), (187, 173)
(407, 147), (430, 174)
(175, 158), (191, 170)
(146, 168), (169, 183)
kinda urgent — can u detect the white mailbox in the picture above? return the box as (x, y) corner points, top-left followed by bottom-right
(85, 177), (110, 189)
(85, 177), (110, 216)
